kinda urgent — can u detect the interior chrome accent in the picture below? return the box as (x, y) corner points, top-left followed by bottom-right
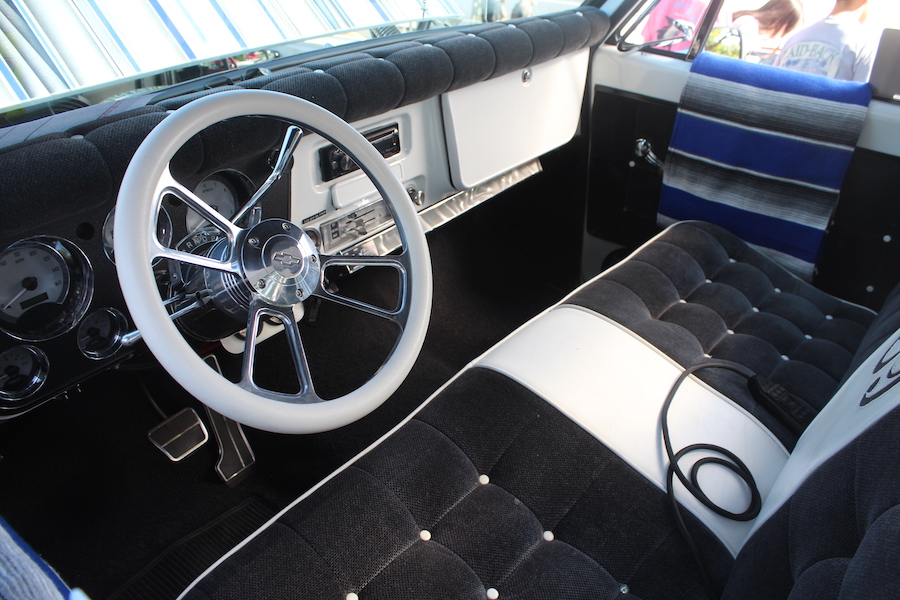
(147, 407), (209, 462)
(347, 160), (542, 259)
(232, 126), (303, 225)
(635, 138), (664, 174)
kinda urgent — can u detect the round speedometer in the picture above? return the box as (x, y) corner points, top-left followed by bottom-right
(0, 238), (93, 341)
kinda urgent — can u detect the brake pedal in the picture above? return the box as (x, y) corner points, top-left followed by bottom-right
(148, 408), (209, 461)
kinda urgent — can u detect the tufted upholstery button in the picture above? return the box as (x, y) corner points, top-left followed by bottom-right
(486, 588), (499, 599)
(729, 258), (737, 263)
(420, 530), (432, 541)
(705, 278), (713, 283)
(347, 593), (359, 600)
(543, 530), (554, 541)
(727, 329), (735, 335)
(752, 307), (760, 313)
(826, 315), (834, 320)
(805, 334), (813, 339)
(774, 288), (781, 293)
(479, 474), (490, 485)
(781, 355), (789, 361)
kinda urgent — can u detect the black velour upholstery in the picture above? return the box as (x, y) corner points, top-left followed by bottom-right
(0, 9), (608, 152)
(184, 221), (900, 600)
(0, 137), (112, 236)
(566, 221), (875, 446)
(722, 406), (900, 600)
(185, 368), (732, 600)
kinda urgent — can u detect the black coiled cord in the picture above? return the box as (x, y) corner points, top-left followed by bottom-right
(661, 362), (762, 599)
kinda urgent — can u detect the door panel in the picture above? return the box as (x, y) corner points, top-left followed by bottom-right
(585, 43), (900, 309)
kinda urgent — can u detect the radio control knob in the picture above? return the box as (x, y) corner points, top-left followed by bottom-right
(407, 187), (424, 205)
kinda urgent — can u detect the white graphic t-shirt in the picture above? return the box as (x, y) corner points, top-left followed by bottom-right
(775, 15), (878, 82)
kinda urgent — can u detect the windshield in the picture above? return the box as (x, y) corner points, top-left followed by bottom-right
(0, 0), (580, 119)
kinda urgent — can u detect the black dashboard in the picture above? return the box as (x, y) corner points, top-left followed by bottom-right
(0, 113), (291, 418)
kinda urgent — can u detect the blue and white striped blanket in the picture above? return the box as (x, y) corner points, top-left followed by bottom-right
(658, 52), (871, 280)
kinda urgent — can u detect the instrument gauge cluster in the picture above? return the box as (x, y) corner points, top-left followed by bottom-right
(186, 172), (245, 232)
(0, 345), (49, 402)
(0, 237), (93, 342)
(0, 108), (290, 420)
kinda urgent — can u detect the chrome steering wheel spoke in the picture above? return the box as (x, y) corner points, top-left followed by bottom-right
(150, 168), (245, 273)
(158, 168), (244, 240)
(116, 90), (431, 434)
(239, 297), (321, 404)
(314, 252), (410, 327)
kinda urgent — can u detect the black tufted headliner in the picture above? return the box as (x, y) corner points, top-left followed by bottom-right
(566, 221), (876, 447)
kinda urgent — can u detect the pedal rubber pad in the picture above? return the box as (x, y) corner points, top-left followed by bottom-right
(148, 407), (209, 461)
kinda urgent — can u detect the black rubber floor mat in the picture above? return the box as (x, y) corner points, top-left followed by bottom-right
(109, 497), (276, 600)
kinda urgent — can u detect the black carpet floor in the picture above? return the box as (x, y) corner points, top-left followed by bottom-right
(0, 195), (569, 599)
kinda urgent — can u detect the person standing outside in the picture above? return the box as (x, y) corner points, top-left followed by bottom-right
(774, 0), (878, 81)
(731, 0), (804, 63)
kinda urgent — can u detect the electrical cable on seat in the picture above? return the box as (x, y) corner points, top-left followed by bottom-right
(661, 362), (762, 600)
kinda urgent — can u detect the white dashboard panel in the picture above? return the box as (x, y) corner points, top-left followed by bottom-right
(287, 97), (456, 246)
(590, 46), (900, 157)
(442, 48), (590, 189)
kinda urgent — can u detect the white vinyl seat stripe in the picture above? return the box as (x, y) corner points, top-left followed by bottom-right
(477, 305), (790, 556)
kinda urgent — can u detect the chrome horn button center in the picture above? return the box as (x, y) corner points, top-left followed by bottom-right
(240, 219), (320, 306)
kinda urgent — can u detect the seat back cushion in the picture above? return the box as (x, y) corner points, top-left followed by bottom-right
(566, 221), (875, 446)
(722, 403), (900, 600)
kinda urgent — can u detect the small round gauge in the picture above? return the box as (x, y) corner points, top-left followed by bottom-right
(77, 307), (128, 360)
(0, 238), (93, 341)
(0, 346), (49, 401)
(102, 206), (173, 263)
(186, 174), (240, 232)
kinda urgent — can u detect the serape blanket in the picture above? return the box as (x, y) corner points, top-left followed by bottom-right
(0, 515), (68, 600)
(658, 52), (871, 280)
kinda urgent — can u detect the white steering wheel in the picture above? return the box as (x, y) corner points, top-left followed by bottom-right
(114, 90), (432, 434)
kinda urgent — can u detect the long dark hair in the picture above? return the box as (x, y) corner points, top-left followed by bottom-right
(733, 0), (803, 37)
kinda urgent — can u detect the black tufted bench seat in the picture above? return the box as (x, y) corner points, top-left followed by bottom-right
(567, 221), (876, 447)
(181, 221), (900, 600)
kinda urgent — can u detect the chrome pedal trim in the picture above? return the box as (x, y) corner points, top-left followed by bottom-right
(203, 354), (256, 486)
(147, 407), (209, 462)
(205, 406), (256, 487)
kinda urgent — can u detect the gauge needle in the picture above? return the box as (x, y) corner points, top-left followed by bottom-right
(2, 277), (38, 311)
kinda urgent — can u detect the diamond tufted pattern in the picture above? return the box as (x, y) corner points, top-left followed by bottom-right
(155, 8), (610, 121)
(184, 221), (900, 600)
(185, 368), (732, 600)
(566, 222), (876, 446)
